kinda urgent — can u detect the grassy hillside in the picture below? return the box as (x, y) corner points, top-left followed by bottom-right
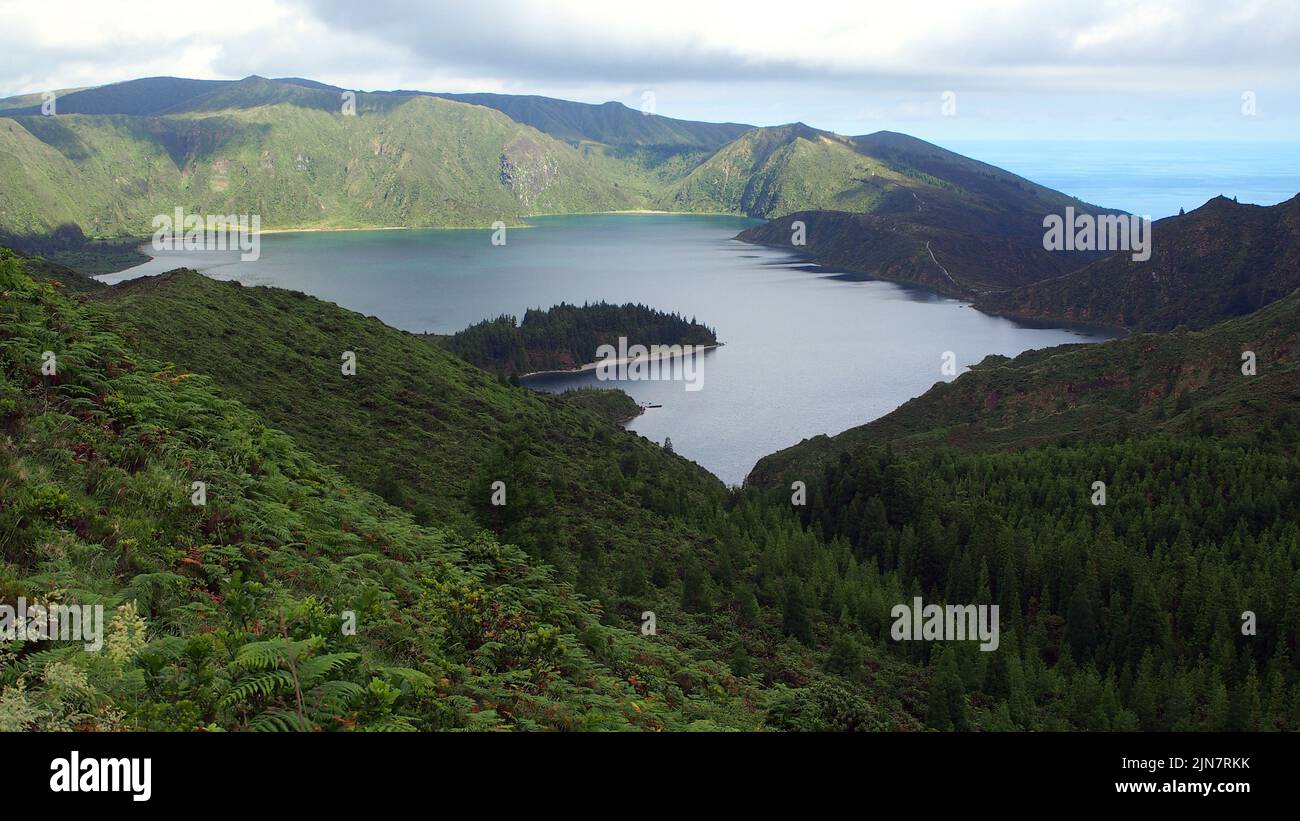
(661, 124), (886, 216)
(0, 94), (639, 236)
(976, 195), (1300, 332)
(0, 76), (749, 239)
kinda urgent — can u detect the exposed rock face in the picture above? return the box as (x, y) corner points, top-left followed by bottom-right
(499, 136), (558, 207)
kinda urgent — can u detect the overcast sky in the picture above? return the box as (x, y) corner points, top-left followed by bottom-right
(2, 0), (1298, 140)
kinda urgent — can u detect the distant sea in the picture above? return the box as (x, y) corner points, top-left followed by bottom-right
(943, 140), (1300, 219)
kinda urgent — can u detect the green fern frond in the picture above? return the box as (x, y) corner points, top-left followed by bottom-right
(220, 669), (296, 707)
(360, 716), (417, 732)
(297, 652), (359, 687)
(248, 707), (314, 732)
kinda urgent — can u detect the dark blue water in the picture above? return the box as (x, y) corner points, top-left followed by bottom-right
(103, 214), (1113, 485)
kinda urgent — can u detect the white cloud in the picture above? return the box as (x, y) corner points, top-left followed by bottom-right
(1, 0), (1296, 138)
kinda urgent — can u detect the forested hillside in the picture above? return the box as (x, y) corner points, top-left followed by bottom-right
(744, 286), (1300, 730)
(774, 433), (1300, 730)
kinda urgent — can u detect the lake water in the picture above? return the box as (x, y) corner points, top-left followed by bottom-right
(102, 214), (1113, 485)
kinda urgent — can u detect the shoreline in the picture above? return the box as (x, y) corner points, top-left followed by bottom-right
(93, 221), (1121, 340)
(519, 343), (723, 379)
(80, 211), (758, 277)
(734, 234), (1130, 338)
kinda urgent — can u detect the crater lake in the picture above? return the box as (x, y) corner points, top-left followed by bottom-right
(101, 214), (1115, 485)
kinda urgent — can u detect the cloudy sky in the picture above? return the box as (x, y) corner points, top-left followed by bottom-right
(2, 0), (1298, 140)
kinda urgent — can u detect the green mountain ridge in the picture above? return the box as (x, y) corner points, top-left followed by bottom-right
(0, 95), (640, 236)
(2, 75), (1122, 298)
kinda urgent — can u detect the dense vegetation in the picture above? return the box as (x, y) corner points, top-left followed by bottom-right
(4, 242), (1298, 731)
(0, 94), (640, 238)
(3, 247), (946, 731)
(776, 435), (1300, 730)
(746, 284), (1300, 731)
(442, 301), (718, 377)
(0, 249), (785, 730)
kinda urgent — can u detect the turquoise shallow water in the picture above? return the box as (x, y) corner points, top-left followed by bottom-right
(103, 213), (1113, 485)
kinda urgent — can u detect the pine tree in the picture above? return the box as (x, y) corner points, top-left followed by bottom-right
(781, 579), (813, 644)
(926, 647), (969, 731)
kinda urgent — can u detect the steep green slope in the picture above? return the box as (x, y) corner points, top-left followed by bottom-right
(730, 130), (1121, 294)
(95, 271), (719, 536)
(0, 76), (748, 235)
(748, 288), (1300, 487)
(0, 248), (774, 731)
(765, 432), (1300, 731)
(663, 124), (884, 216)
(0, 95), (638, 235)
(5, 248), (106, 293)
(0, 114), (183, 235)
(976, 195), (1300, 332)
